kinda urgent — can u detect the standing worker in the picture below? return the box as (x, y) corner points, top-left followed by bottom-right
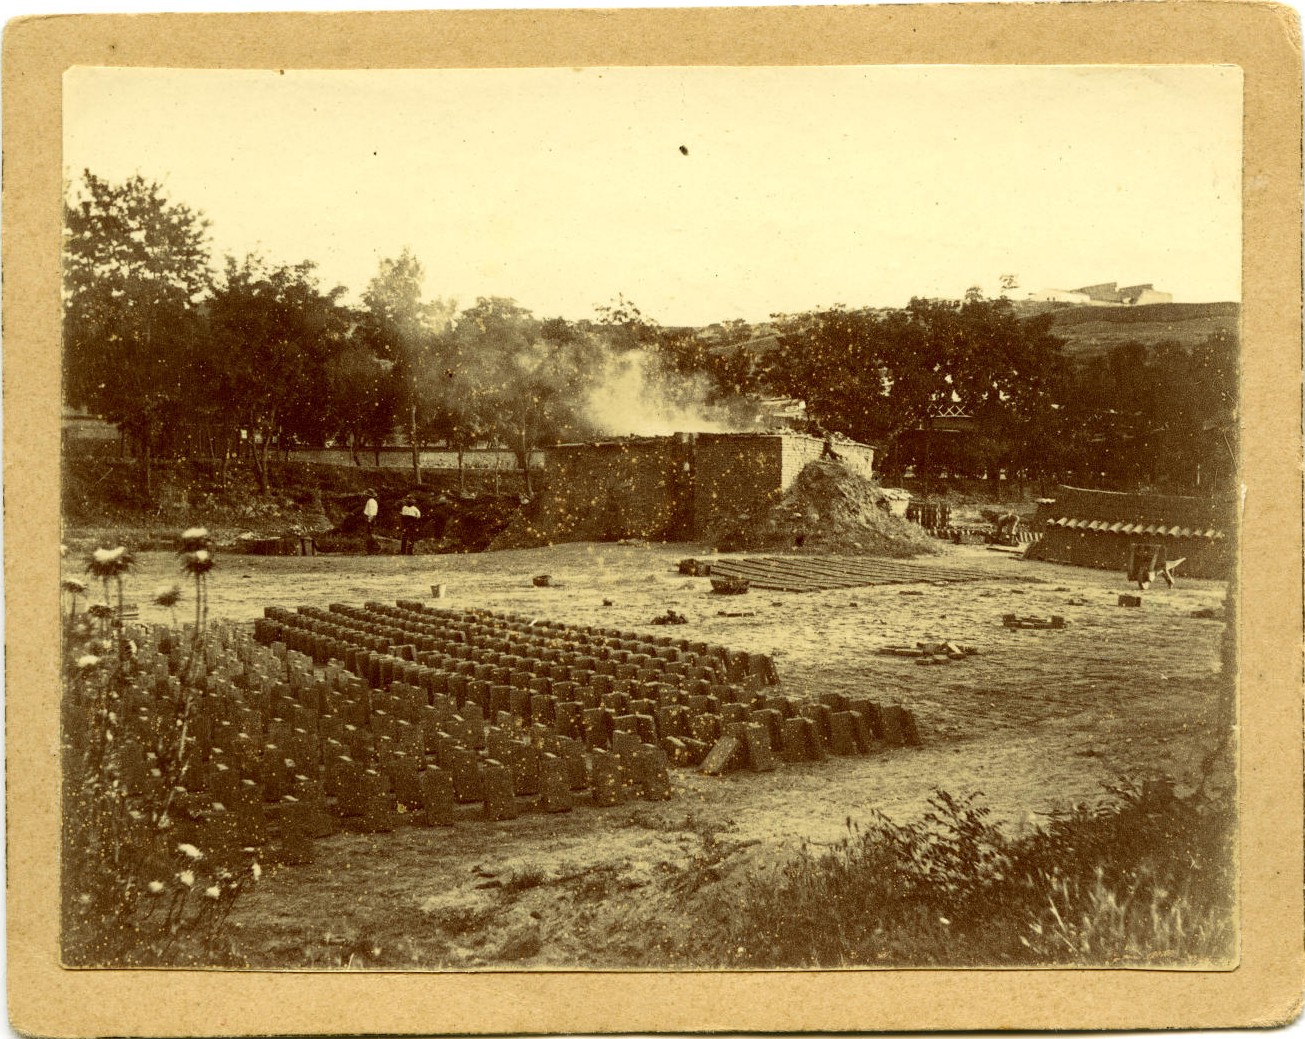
(362, 489), (379, 553)
(400, 496), (422, 555)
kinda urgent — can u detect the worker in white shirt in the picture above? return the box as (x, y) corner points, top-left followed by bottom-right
(400, 496), (422, 555)
(362, 489), (379, 553)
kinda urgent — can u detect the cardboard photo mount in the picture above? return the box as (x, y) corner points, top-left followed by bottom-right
(4, 4), (1302, 1035)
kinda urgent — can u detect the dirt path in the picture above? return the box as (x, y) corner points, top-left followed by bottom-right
(77, 541), (1229, 968)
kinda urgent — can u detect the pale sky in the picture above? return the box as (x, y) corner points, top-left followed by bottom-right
(64, 64), (1242, 326)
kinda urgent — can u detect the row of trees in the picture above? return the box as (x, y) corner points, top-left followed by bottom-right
(64, 171), (1237, 497)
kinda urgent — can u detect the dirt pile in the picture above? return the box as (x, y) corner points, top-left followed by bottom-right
(710, 459), (941, 557)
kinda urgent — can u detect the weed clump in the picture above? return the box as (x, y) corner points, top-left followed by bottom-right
(725, 783), (1235, 967)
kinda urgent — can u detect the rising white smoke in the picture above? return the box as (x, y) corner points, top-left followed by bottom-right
(581, 350), (755, 437)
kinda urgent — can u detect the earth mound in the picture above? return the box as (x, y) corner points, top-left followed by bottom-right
(710, 459), (941, 557)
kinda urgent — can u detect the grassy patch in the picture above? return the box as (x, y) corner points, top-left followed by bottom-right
(721, 780), (1235, 967)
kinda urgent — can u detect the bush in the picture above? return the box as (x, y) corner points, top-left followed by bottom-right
(61, 531), (260, 966)
(726, 782), (1235, 967)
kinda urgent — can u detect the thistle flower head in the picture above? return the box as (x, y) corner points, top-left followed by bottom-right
(177, 843), (203, 861)
(177, 870), (195, 887)
(182, 547), (215, 576)
(75, 654), (101, 670)
(152, 584), (182, 608)
(86, 545), (134, 580)
(147, 880), (165, 894)
(179, 527), (211, 553)
(62, 578), (88, 595)
(204, 885), (221, 900)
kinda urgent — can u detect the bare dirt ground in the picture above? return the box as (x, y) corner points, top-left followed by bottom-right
(98, 541), (1230, 969)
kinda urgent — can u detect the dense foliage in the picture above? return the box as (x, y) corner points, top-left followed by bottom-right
(63, 171), (1238, 497)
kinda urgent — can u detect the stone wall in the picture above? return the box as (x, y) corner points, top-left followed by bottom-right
(521, 438), (694, 543)
(692, 435), (787, 537)
(520, 432), (874, 546)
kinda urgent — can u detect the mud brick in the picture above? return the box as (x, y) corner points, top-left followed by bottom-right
(507, 741), (542, 796)
(529, 694), (557, 727)
(610, 728), (641, 774)
(331, 758), (368, 816)
(558, 737), (590, 790)
(655, 705), (686, 740)
(780, 717), (823, 763)
(480, 761), (520, 821)
(485, 684), (510, 718)
(690, 712), (722, 745)
(590, 673), (614, 697)
(259, 749), (295, 802)
(390, 719), (419, 758)
(323, 754), (354, 799)
(631, 744), (673, 800)
(686, 694), (717, 716)
(116, 739), (150, 795)
(378, 657), (397, 688)
(527, 676), (551, 699)
(847, 710), (874, 752)
(576, 685), (602, 709)
(355, 770), (396, 833)
(721, 702), (750, 724)
(343, 725), (375, 765)
(624, 713), (652, 744)
(849, 698), (885, 739)
(709, 683), (737, 705)
(447, 673), (469, 706)
(508, 669), (533, 691)
(582, 707), (614, 750)
(880, 705), (922, 747)
(612, 713), (640, 736)
(731, 721), (777, 771)
(554, 700), (585, 740)
(800, 702), (835, 748)
(340, 699), (368, 729)
(750, 708), (784, 748)
(416, 768), (455, 827)
(828, 712), (860, 756)
(443, 746), (480, 803)
(628, 697), (656, 718)
(590, 750), (627, 807)
(819, 692), (851, 713)
(469, 680), (494, 712)
(551, 681), (577, 704)
(428, 693), (455, 723)
(385, 754), (425, 810)
(699, 735), (744, 776)
(290, 775), (338, 837)
(600, 691), (630, 715)
(537, 755), (574, 813)
(429, 671), (450, 699)
(320, 713), (345, 745)
(486, 727), (513, 763)
(510, 687), (536, 720)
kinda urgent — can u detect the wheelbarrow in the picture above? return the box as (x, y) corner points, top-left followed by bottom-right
(1128, 543), (1186, 590)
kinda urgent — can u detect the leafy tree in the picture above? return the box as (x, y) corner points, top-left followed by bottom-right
(63, 171), (213, 496)
(323, 343), (398, 467)
(207, 255), (352, 491)
(453, 299), (599, 493)
(358, 250), (455, 482)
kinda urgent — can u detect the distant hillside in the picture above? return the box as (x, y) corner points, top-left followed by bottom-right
(1037, 301), (1240, 359)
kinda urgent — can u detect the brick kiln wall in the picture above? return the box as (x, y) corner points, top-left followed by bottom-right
(693, 435), (787, 536)
(527, 439), (693, 543)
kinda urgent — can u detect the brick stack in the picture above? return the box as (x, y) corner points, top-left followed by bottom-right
(96, 602), (925, 865)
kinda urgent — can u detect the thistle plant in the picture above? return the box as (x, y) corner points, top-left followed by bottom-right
(63, 524), (260, 966)
(85, 546), (134, 656)
(152, 584), (182, 629)
(62, 577), (88, 625)
(179, 528), (214, 640)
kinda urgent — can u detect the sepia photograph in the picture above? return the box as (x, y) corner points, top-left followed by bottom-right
(54, 60), (1249, 973)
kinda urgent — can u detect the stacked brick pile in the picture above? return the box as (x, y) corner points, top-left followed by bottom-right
(104, 602), (925, 863)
